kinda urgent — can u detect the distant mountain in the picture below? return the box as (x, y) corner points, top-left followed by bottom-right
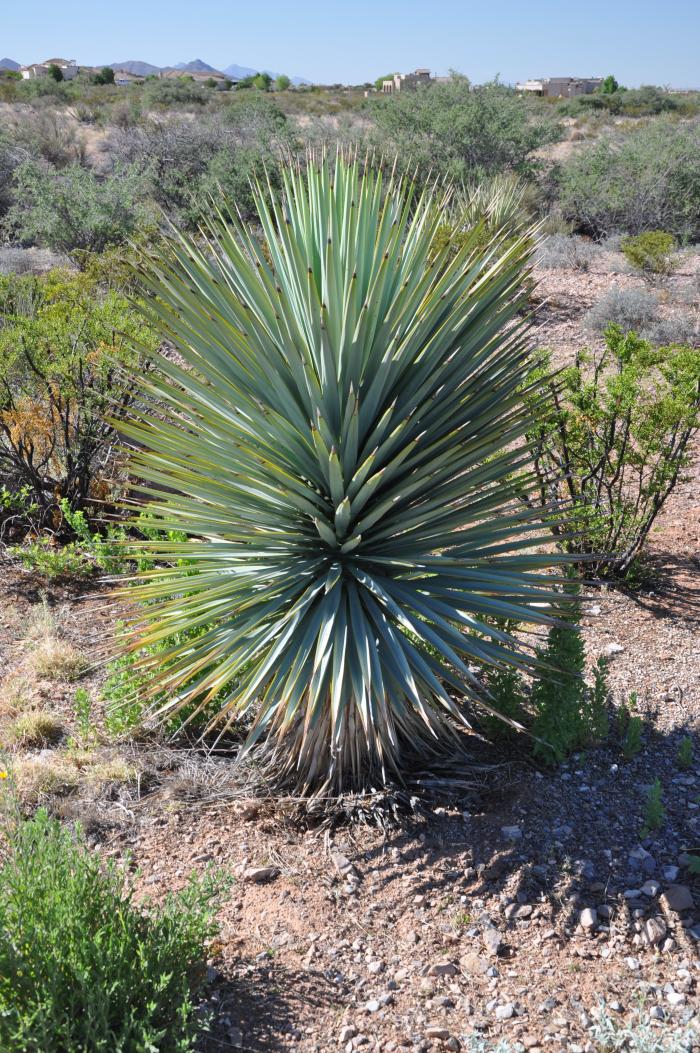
(173, 58), (221, 73)
(106, 58), (312, 84)
(223, 62), (258, 80)
(0, 57), (20, 70)
(109, 60), (161, 76)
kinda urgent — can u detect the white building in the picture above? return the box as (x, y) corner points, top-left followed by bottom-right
(21, 58), (78, 81)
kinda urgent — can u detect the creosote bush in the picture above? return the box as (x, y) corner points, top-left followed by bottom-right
(0, 808), (225, 1052)
(0, 268), (157, 521)
(120, 154), (569, 797)
(525, 326), (700, 578)
(621, 230), (679, 280)
(584, 286), (659, 336)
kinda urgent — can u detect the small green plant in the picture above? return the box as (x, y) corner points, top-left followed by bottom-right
(641, 777), (665, 836)
(591, 1002), (695, 1053)
(622, 714), (644, 760)
(621, 230), (679, 280)
(72, 687), (94, 741)
(0, 809), (227, 1051)
(676, 735), (694, 771)
(531, 584), (608, 764)
(9, 537), (93, 580)
(589, 656), (610, 742)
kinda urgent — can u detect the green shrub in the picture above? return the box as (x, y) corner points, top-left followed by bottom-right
(677, 735), (694, 771)
(371, 76), (560, 183)
(4, 160), (155, 256)
(621, 230), (679, 280)
(525, 326), (700, 578)
(142, 77), (209, 108)
(9, 536), (94, 580)
(0, 809), (225, 1052)
(558, 117), (700, 241)
(641, 777), (665, 835)
(0, 268), (157, 518)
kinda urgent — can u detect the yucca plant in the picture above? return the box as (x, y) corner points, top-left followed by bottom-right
(120, 153), (567, 797)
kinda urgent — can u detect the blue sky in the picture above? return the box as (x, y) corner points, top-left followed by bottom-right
(3, 0), (699, 88)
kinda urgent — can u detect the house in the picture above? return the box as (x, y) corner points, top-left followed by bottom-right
(515, 76), (602, 98)
(382, 68), (432, 93)
(113, 69), (145, 85)
(21, 58), (78, 81)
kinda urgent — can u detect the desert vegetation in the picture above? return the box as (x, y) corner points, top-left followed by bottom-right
(0, 70), (699, 1053)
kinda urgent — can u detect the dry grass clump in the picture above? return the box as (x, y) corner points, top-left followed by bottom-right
(9, 711), (64, 748)
(83, 758), (136, 787)
(10, 755), (80, 805)
(31, 638), (88, 681)
(22, 598), (89, 681)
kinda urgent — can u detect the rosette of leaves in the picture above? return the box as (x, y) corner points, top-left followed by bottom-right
(121, 154), (567, 796)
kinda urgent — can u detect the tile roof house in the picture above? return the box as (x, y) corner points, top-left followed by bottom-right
(21, 58), (78, 80)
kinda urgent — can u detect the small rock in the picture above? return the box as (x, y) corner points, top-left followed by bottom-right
(688, 924), (700, 941)
(501, 825), (522, 842)
(665, 989), (686, 1007)
(425, 1027), (451, 1040)
(644, 917), (667, 945)
(460, 953), (490, 976)
(579, 908), (598, 929)
(641, 880), (661, 897)
(364, 999), (381, 1013)
(661, 885), (694, 913)
(229, 1029), (244, 1049)
(482, 928), (502, 955)
(339, 1027), (357, 1043)
(367, 960), (384, 974)
(650, 1006), (665, 1021)
(495, 1003), (515, 1020)
(663, 865), (680, 882)
(243, 866), (279, 884)
(603, 643), (624, 656)
(428, 960), (458, 977)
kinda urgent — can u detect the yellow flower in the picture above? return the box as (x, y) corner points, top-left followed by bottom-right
(0, 771), (8, 780)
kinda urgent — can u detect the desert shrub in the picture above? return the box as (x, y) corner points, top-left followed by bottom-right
(558, 117), (700, 241)
(371, 76), (560, 183)
(524, 326), (700, 578)
(142, 76), (209, 108)
(643, 313), (699, 348)
(621, 230), (679, 280)
(0, 808), (224, 1052)
(584, 286), (659, 335)
(109, 108), (292, 226)
(3, 161), (155, 257)
(0, 268), (157, 518)
(0, 133), (28, 219)
(537, 233), (601, 271)
(118, 156), (569, 796)
(4, 110), (86, 168)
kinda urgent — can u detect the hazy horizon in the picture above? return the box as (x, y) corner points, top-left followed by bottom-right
(3, 0), (699, 88)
